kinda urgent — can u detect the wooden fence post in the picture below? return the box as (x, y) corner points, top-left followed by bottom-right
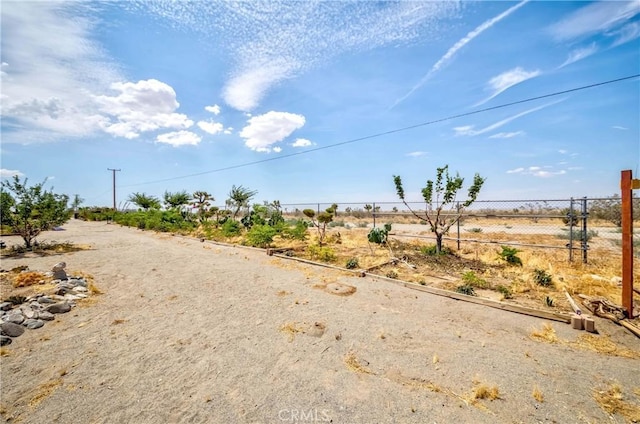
(621, 170), (636, 318)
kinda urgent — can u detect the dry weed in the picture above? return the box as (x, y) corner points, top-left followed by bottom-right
(111, 319), (126, 325)
(12, 272), (49, 288)
(532, 386), (544, 402)
(28, 379), (63, 407)
(473, 384), (501, 400)
(0, 347), (11, 357)
(280, 322), (304, 342)
(593, 382), (640, 422)
(573, 334), (640, 359)
(432, 354), (439, 364)
(344, 351), (374, 375)
(529, 323), (558, 343)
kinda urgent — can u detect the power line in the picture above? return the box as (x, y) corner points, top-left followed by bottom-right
(120, 74), (639, 189)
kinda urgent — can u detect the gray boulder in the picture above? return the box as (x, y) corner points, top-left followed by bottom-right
(46, 303), (72, 314)
(1, 322), (25, 337)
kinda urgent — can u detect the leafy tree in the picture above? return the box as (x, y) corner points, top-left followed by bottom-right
(192, 191), (214, 223)
(228, 185), (258, 219)
(71, 194), (84, 212)
(364, 204), (373, 212)
(1, 176), (71, 249)
(128, 192), (161, 211)
(393, 165), (485, 254)
(164, 190), (191, 210)
(303, 207), (335, 245)
(590, 194), (640, 227)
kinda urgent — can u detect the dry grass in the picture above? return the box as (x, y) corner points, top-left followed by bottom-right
(12, 271), (49, 288)
(529, 323), (558, 343)
(0, 347), (11, 357)
(593, 382), (640, 422)
(111, 319), (126, 325)
(28, 379), (63, 408)
(573, 334), (640, 359)
(344, 351), (374, 375)
(532, 386), (544, 402)
(432, 354), (439, 364)
(87, 281), (103, 295)
(472, 384), (501, 401)
(279, 322), (304, 342)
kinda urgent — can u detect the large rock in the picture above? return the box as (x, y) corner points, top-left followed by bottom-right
(52, 262), (68, 280)
(3, 311), (25, 325)
(46, 303), (71, 314)
(0, 302), (13, 311)
(38, 311), (55, 321)
(23, 319), (44, 329)
(1, 322), (25, 337)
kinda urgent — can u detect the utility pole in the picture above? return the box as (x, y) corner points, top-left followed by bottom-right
(107, 168), (121, 210)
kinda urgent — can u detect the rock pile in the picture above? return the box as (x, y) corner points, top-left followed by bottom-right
(0, 262), (92, 346)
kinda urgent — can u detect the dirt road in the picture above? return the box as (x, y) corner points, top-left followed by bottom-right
(1, 220), (638, 423)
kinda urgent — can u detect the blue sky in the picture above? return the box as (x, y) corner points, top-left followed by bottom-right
(1, 1), (639, 207)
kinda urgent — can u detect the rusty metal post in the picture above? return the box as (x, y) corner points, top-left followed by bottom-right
(621, 170), (635, 318)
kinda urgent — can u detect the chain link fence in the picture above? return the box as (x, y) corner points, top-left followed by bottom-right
(273, 198), (628, 263)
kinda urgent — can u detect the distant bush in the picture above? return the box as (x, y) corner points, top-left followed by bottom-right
(385, 270), (398, 279)
(498, 246), (522, 266)
(420, 244), (453, 256)
(221, 219), (242, 237)
(345, 258), (359, 269)
(461, 271), (488, 288)
(496, 285), (513, 299)
(244, 225), (277, 248)
(307, 245), (336, 262)
(557, 229), (598, 241)
(456, 284), (476, 296)
(533, 269), (553, 287)
(466, 228), (483, 233)
(281, 220), (308, 241)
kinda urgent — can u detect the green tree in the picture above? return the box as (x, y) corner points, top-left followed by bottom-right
(303, 207), (334, 245)
(228, 185), (258, 219)
(394, 165), (485, 254)
(1, 176), (71, 249)
(192, 191), (214, 223)
(163, 190), (191, 210)
(128, 192), (161, 211)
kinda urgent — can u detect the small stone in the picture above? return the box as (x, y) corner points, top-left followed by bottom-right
(4, 312), (25, 325)
(71, 278), (88, 288)
(29, 301), (45, 310)
(50, 294), (66, 301)
(73, 293), (88, 299)
(54, 287), (68, 296)
(38, 311), (55, 321)
(72, 286), (88, 293)
(20, 307), (36, 319)
(1, 322), (25, 337)
(64, 294), (81, 301)
(23, 319), (44, 329)
(0, 335), (11, 346)
(38, 296), (57, 304)
(46, 303), (72, 314)
(0, 302), (12, 311)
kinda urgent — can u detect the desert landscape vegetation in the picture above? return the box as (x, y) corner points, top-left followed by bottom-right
(1, 172), (639, 423)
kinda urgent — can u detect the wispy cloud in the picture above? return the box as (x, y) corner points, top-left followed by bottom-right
(406, 151), (428, 157)
(204, 104), (221, 115)
(239, 111), (306, 153)
(559, 42), (598, 68)
(611, 21), (640, 46)
(391, 0), (529, 109)
(0, 169), (24, 178)
(476, 67), (540, 105)
(454, 100), (561, 137)
(613, 125), (628, 130)
(156, 131), (202, 147)
(507, 166), (567, 178)
(488, 131), (524, 139)
(133, 1), (460, 112)
(550, 1), (640, 41)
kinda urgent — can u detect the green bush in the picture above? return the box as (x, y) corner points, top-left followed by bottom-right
(533, 269), (553, 287)
(456, 284), (476, 296)
(420, 244), (453, 256)
(345, 258), (359, 269)
(496, 285), (513, 299)
(461, 271), (488, 288)
(466, 228), (483, 233)
(307, 245), (336, 262)
(386, 270), (398, 279)
(244, 225), (277, 248)
(281, 220), (308, 241)
(221, 219), (242, 237)
(498, 246), (522, 266)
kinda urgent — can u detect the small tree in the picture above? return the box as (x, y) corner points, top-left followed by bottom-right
(393, 165), (485, 254)
(228, 185), (258, 219)
(192, 191), (214, 224)
(303, 206), (335, 245)
(1, 176), (71, 249)
(128, 192), (161, 211)
(590, 195), (640, 227)
(164, 190), (191, 210)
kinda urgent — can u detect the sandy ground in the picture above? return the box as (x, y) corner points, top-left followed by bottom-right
(1, 219), (639, 424)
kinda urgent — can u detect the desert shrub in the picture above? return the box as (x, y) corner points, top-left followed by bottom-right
(307, 245), (336, 262)
(533, 269), (553, 287)
(496, 285), (513, 299)
(244, 225), (277, 248)
(420, 244), (453, 256)
(466, 227), (483, 233)
(221, 219), (242, 237)
(498, 246), (522, 266)
(345, 258), (359, 269)
(556, 229), (598, 241)
(461, 271), (488, 288)
(386, 270), (398, 279)
(356, 222), (369, 228)
(281, 220), (308, 241)
(456, 284), (476, 296)
(368, 223), (392, 245)
(544, 296), (555, 307)
(329, 220), (346, 228)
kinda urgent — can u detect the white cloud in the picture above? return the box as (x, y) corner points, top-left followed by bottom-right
(611, 21), (640, 46)
(197, 120), (224, 135)
(0, 2), (122, 143)
(454, 100), (561, 137)
(273, 147), (282, 153)
(489, 131), (524, 139)
(239, 111), (306, 152)
(559, 42), (598, 68)
(550, 1), (640, 41)
(558, 149), (568, 154)
(506, 166), (566, 178)
(613, 125), (628, 130)
(95, 79), (193, 139)
(156, 131), (202, 147)
(205, 104), (221, 115)
(0, 169), (24, 178)
(135, 1), (461, 111)
(292, 138), (313, 148)
(477, 67), (540, 105)
(406, 151), (428, 157)
(224, 127), (233, 135)
(391, 0), (529, 108)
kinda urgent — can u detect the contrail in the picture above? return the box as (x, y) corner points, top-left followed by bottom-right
(389, 0), (530, 110)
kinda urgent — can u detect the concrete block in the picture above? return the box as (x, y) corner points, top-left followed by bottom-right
(583, 316), (596, 333)
(571, 314), (584, 330)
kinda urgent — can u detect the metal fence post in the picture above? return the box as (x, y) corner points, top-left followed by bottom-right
(568, 198), (574, 262)
(373, 203), (376, 228)
(582, 197), (588, 263)
(456, 201), (461, 251)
